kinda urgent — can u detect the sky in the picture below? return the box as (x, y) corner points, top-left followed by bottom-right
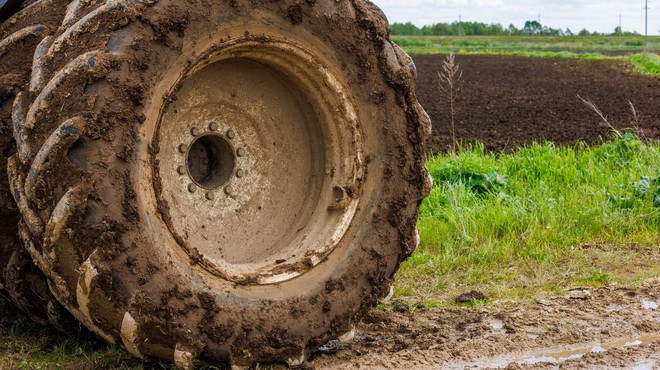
(371, 0), (659, 35)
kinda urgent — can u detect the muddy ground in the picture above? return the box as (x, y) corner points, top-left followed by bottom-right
(310, 280), (659, 369)
(304, 56), (660, 369)
(415, 55), (660, 152)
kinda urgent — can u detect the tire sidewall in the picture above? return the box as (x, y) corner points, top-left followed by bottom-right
(19, 0), (429, 365)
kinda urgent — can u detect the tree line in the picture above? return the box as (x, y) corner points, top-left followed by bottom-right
(390, 21), (641, 37)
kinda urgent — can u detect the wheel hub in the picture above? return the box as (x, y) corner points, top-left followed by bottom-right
(179, 126), (241, 198)
(153, 39), (363, 285)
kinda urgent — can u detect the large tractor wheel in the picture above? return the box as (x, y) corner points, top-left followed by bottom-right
(9, 0), (430, 367)
(0, 0), (75, 328)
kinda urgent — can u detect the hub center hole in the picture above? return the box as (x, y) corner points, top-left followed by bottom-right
(187, 134), (236, 189)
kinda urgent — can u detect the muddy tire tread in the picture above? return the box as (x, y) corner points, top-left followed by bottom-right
(10, 0), (431, 366)
(0, 0), (76, 329)
(0, 24), (43, 54)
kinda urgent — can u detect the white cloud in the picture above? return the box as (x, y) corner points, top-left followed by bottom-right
(371, 0), (659, 34)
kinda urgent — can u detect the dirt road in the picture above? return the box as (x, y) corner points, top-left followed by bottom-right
(309, 280), (659, 369)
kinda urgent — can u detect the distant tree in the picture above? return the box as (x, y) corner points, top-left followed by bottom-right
(523, 20), (543, 35)
(390, 22), (421, 35)
(429, 22), (455, 36)
(578, 28), (591, 36)
(389, 20), (595, 37)
(613, 26), (622, 35)
(488, 23), (505, 36)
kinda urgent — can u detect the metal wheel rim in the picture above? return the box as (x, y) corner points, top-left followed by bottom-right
(153, 38), (363, 285)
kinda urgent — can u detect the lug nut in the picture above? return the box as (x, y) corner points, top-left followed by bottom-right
(209, 122), (219, 131)
(178, 144), (187, 153)
(226, 130), (236, 139)
(236, 148), (246, 157)
(177, 166), (186, 175)
(205, 192), (215, 201)
(224, 186), (234, 195)
(190, 127), (201, 136)
(236, 169), (245, 178)
(188, 183), (197, 193)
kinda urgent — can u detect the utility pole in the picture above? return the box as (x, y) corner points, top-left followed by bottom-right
(644, 0), (649, 50)
(619, 8), (622, 34)
(458, 9), (464, 37)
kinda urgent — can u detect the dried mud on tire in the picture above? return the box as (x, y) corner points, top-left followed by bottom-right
(311, 280), (660, 369)
(6, 0), (429, 367)
(0, 0), (73, 327)
(414, 55), (660, 152)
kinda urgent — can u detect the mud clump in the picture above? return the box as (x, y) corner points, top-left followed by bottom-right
(456, 290), (486, 304)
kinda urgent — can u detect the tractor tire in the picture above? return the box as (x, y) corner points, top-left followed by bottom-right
(9, 0), (431, 367)
(0, 0), (75, 327)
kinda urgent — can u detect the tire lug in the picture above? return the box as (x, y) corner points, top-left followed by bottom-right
(205, 192), (215, 201)
(224, 186), (234, 195)
(226, 130), (236, 139)
(188, 183), (197, 193)
(209, 121), (219, 131)
(236, 169), (245, 178)
(178, 144), (187, 153)
(177, 166), (186, 175)
(236, 148), (246, 157)
(190, 127), (201, 136)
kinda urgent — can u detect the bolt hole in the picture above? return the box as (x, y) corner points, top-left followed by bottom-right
(186, 134), (236, 190)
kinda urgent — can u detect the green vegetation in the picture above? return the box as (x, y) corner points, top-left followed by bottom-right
(629, 53), (660, 74)
(395, 134), (660, 306)
(392, 35), (660, 56)
(392, 35), (660, 75)
(0, 299), (137, 369)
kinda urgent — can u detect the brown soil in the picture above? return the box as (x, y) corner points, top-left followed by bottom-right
(310, 280), (660, 369)
(414, 55), (660, 152)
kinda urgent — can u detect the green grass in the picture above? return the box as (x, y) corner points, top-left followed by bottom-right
(392, 35), (660, 55)
(0, 299), (155, 369)
(395, 134), (660, 305)
(392, 35), (660, 75)
(629, 53), (660, 74)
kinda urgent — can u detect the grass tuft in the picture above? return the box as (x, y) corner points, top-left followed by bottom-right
(629, 53), (660, 75)
(397, 135), (660, 304)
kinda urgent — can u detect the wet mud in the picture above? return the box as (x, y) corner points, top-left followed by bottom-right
(310, 280), (660, 369)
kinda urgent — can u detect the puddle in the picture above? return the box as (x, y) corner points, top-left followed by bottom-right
(489, 319), (504, 331)
(523, 353), (582, 365)
(642, 299), (658, 310)
(606, 304), (623, 312)
(443, 333), (660, 370)
(633, 360), (658, 370)
(520, 333), (660, 366)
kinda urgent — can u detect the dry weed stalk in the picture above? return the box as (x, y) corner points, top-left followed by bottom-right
(578, 95), (645, 139)
(438, 53), (463, 152)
